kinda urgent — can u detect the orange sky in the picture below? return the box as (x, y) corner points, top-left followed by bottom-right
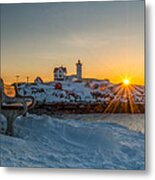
(1, 1), (144, 85)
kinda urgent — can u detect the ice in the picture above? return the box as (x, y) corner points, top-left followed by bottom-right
(0, 113), (144, 169)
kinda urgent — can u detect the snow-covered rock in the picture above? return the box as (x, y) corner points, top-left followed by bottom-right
(17, 80), (145, 105)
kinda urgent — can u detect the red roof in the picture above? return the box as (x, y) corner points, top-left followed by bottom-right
(54, 67), (67, 73)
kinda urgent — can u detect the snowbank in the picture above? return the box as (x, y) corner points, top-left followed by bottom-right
(0, 113), (144, 169)
(62, 114), (145, 133)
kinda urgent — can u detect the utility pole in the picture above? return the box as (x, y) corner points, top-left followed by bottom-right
(26, 76), (29, 83)
(16, 75), (20, 85)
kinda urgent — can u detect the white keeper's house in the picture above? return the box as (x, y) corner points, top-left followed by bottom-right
(53, 66), (67, 81)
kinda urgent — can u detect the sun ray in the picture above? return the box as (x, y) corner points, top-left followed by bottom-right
(104, 85), (124, 113)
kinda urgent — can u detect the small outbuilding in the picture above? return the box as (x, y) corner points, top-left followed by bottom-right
(34, 77), (43, 84)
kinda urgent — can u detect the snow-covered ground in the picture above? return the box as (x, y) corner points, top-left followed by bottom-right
(17, 80), (145, 105)
(0, 113), (144, 169)
(62, 114), (145, 133)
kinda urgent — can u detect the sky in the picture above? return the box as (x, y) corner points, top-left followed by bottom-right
(0, 1), (144, 85)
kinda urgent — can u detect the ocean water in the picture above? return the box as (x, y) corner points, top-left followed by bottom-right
(0, 113), (144, 169)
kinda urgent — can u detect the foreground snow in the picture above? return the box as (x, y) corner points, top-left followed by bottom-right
(0, 113), (144, 169)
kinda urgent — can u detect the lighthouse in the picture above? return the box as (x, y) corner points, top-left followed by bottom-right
(76, 60), (82, 80)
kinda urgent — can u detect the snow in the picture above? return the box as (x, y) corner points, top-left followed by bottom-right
(62, 114), (145, 134)
(17, 80), (145, 105)
(0, 113), (144, 169)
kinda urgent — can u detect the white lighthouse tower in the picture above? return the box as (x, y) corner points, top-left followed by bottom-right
(76, 60), (82, 80)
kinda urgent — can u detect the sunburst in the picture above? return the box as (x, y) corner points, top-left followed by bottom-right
(123, 79), (130, 86)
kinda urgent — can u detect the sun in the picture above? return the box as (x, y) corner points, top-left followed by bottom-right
(123, 79), (130, 86)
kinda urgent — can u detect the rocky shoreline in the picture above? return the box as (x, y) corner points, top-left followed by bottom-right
(29, 102), (145, 115)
